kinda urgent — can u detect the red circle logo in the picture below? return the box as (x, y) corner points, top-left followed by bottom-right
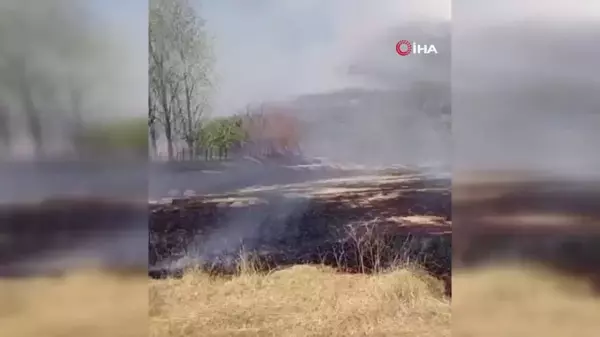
(396, 40), (412, 56)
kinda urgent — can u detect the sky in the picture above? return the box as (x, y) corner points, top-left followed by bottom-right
(199, 0), (449, 115)
(85, 0), (600, 118)
(86, 0), (450, 116)
(85, 0), (600, 175)
(451, 0), (600, 175)
(88, 0), (148, 118)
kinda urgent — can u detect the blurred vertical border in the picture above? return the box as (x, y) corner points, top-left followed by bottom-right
(0, 1), (148, 336)
(452, 1), (600, 336)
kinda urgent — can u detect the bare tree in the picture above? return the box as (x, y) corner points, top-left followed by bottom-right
(150, 0), (178, 160)
(149, 0), (214, 161)
(148, 94), (159, 158)
(171, 0), (214, 160)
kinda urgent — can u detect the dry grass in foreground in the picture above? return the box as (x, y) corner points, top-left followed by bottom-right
(0, 270), (147, 337)
(4, 263), (596, 337)
(150, 264), (450, 337)
(453, 264), (600, 337)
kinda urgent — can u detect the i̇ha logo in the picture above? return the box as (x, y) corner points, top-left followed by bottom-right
(396, 40), (438, 56)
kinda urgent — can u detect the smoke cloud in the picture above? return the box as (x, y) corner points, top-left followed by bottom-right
(453, 0), (600, 178)
(202, 0), (451, 169)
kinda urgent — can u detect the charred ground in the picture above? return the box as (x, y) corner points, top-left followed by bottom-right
(148, 168), (452, 294)
(453, 173), (600, 292)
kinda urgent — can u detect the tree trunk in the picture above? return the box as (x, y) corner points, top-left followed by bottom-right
(20, 78), (43, 157)
(148, 95), (158, 159)
(149, 125), (158, 158)
(164, 117), (174, 161)
(157, 53), (174, 161)
(184, 75), (195, 161)
(160, 86), (173, 161)
(186, 140), (194, 160)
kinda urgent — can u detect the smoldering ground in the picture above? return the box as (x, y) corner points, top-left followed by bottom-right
(149, 192), (313, 274)
(148, 171), (451, 288)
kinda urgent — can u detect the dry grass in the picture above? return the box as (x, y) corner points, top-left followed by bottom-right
(3, 263), (598, 337)
(150, 264), (450, 337)
(453, 263), (600, 337)
(0, 270), (148, 337)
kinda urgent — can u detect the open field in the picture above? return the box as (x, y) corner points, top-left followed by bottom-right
(149, 168), (452, 293)
(2, 263), (598, 337)
(0, 162), (450, 282)
(453, 173), (600, 292)
(0, 198), (147, 277)
(148, 262), (600, 337)
(4, 165), (600, 336)
(0, 162), (453, 336)
(150, 264), (450, 337)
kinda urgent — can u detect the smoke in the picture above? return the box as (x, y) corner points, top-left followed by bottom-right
(205, 0), (449, 112)
(150, 2), (453, 274)
(453, 3), (600, 335)
(0, 0), (146, 158)
(0, 1), (148, 280)
(160, 194), (311, 272)
(455, 0), (600, 22)
(202, 0), (451, 169)
(453, 0), (600, 179)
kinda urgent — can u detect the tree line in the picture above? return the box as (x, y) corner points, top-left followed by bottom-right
(0, 1), (449, 161)
(149, 0), (302, 162)
(176, 105), (303, 161)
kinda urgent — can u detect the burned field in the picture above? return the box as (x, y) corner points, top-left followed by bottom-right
(0, 163), (451, 288)
(453, 173), (600, 292)
(0, 198), (148, 277)
(149, 169), (451, 292)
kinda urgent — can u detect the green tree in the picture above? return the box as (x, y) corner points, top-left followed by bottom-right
(197, 115), (247, 160)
